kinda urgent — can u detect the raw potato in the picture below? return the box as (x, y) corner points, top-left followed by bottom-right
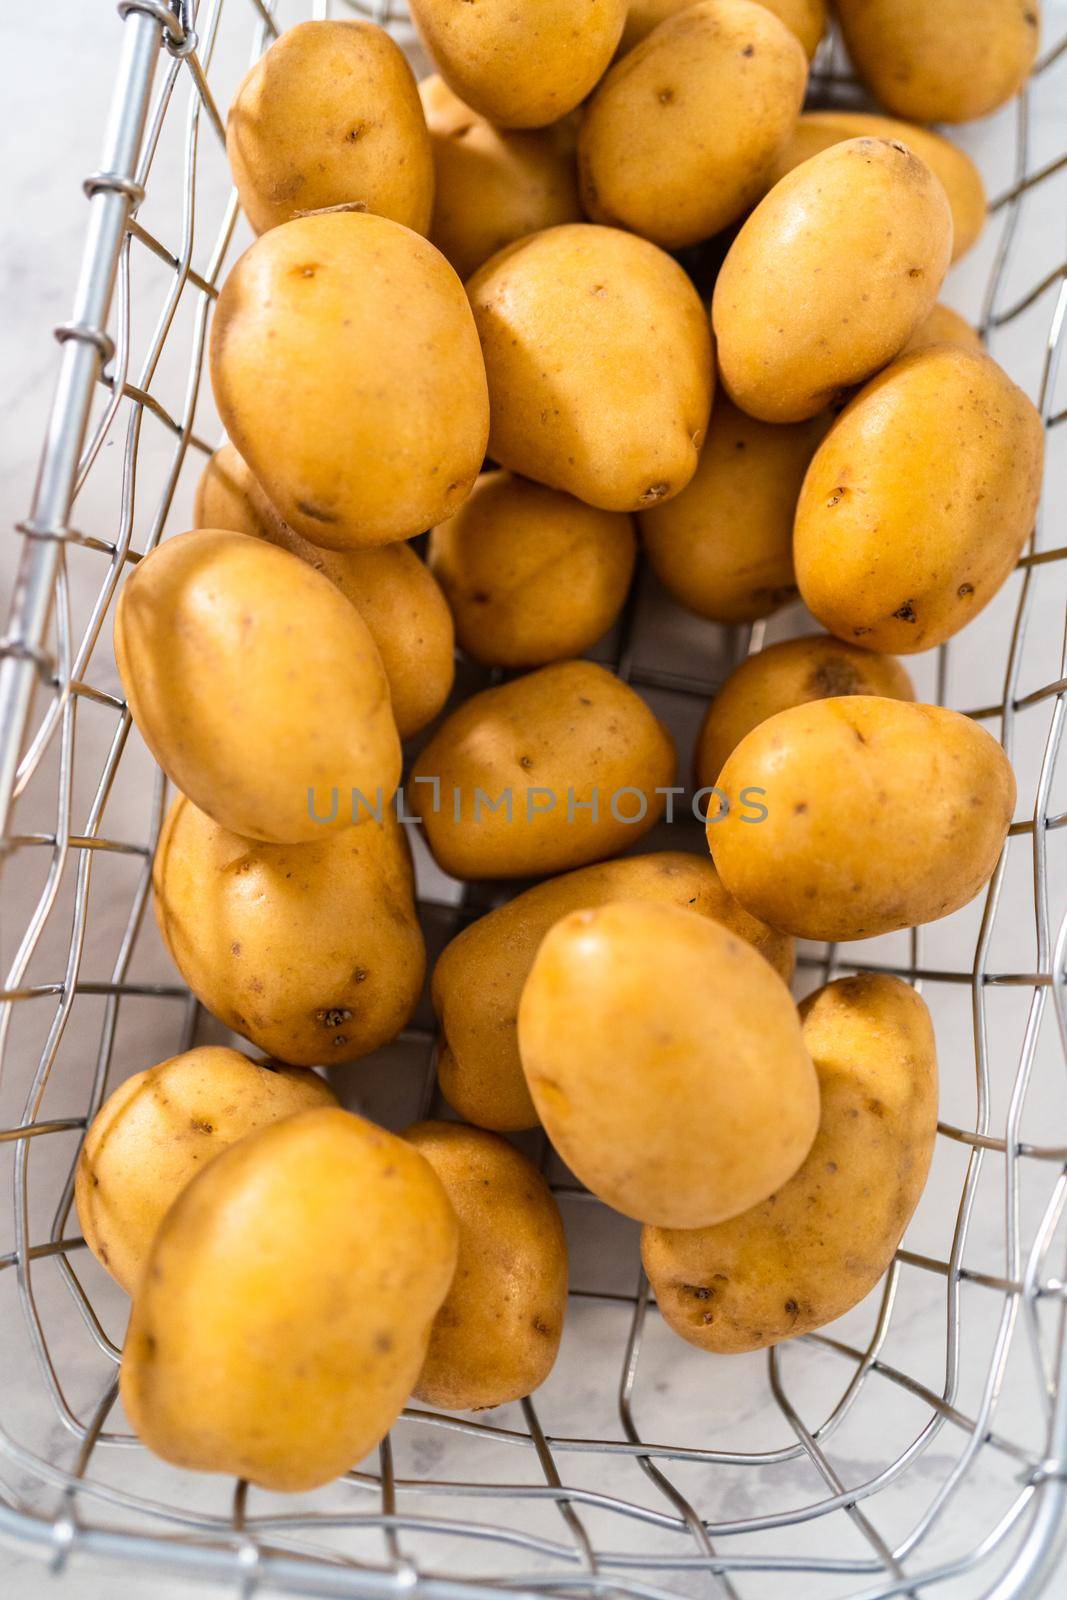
(643, 974), (937, 1352)
(518, 901), (818, 1227)
(468, 224), (714, 510)
(901, 302), (983, 357)
(434, 852), (796, 1132)
(406, 1122), (568, 1409)
(115, 530), (400, 844)
(579, 0), (808, 250)
(121, 1108), (458, 1492)
(710, 696), (1016, 941)
(419, 76), (581, 281)
(153, 796), (425, 1067)
(226, 21), (434, 236)
(620, 0), (826, 56)
(411, 660), (676, 879)
(764, 112), (988, 262)
(834, 0), (1041, 124)
(795, 346), (1044, 653)
(409, 0), (627, 128)
(75, 1048), (335, 1295)
(638, 396), (829, 624)
(428, 471), (637, 668)
(695, 635), (914, 787)
(210, 211), (489, 548)
(712, 138), (952, 422)
(195, 445), (454, 738)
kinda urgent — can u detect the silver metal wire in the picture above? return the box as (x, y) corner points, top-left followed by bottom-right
(1, 0), (1067, 1595)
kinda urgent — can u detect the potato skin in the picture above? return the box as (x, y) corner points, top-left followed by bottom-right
(639, 396), (828, 624)
(434, 852), (796, 1132)
(226, 21), (433, 237)
(406, 1122), (568, 1409)
(710, 696), (1016, 941)
(794, 346), (1044, 654)
(121, 1108), (458, 1493)
(712, 138), (952, 422)
(75, 1048), (334, 1295)
(580, 0), (808, 250)
(901, 302), (982, 357)
(695, 635), (914, 787)
(429, 472), (636, 668)
(410, 0), (627, 128)
(643, 974), (937, 1352)
(210, 211), (489, 549)
(115, 530), (400, 844)
(195, 445), (454, 739)
(620, 0), (826, 56)
(153, 796), (425, 1067)
(419, 76), (581, 281)
(468, 224), (714, 512)
(411, 660), (676, 879)
(835, 0), (1040, 124)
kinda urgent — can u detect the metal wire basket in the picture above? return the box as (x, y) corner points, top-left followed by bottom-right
(2, 1), (1067, 1595)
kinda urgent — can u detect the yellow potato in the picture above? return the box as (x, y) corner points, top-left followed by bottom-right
(409, 0), (627, 128)
(712, 138), (952, 422)
(468, 224), (713, 510)
(695, 635), (914, 788)
(835, 0), (1040, 124)
(411, 660), (676, 879)
(795, 346), (1044, 653)
(115, 530), (400, 844)
(121, 1108), (458, 1492)
(900, 302), (983, 357)
(153, 796), (425, 1067)
(75, 1048), (334, 1295)
(643, 973), (937, 1352)
(638, 395), (829, 623)
(406, 1122), (568, 1409)
(710, 696), (1016, 941)
(621, 0), (826, 55)
(210, 211), (488, 549)
(580, 0), (808, 249)
(419, 75), (581, 281)
(434, 852), (796, 1132)
(428, 471), (636, 667)
(764, 112), (987, 261)
(195, 445), (454, 738)
(518, 901), (818, 1227)
(226, 20), (433, 236)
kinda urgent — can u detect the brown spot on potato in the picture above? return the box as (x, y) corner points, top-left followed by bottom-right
(295, 500), (338, 524)
(893, 601), (917, 623)
(190, 1118), (214, 1134)
(958, 583), (974, 598)
(639, 482), (670, 504)
(317, 1007), (352, 1029)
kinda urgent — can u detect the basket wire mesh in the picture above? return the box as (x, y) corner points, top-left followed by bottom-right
(2, 1), (1067, 1596)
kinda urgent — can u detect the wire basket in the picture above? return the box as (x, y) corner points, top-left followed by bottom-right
(2, 1), (1067, 1595)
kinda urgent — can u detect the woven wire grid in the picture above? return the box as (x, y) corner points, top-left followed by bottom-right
(1, 0), (1067, 1595)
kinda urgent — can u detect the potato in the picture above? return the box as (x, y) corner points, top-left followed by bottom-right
(710, 696), (1016, 941)
(638, 396), (828, 624)
(518, 902), (818, 1227)
(579, 0), (808, 250)
(835, 0), (1040, 124)
(226, 21), (433, 237)
(409, 0), (627, 128)
(121, 1107), (458, 1492)
(428, 472), (636, 667)
(695, 635), (914, 788)
(195, 445), (454, 738)
(210, 211), (488, 549)
(406, 1122), (568, 1408)
(115, 530), (400, 844)
(434, 852), (796, 1132)
(712, 138), (952, 422)
(900, 302), (983, 357)
(795, 346), (1044, 653)
(153, 796), (424, 1067)
(411, 660), (676, 879)
(643, 973), (937, 1352)
(468, 224), (713, 510)
(75, 1048), (334, 1295)
(764, 112), (987, 262)
(419, 76), (581, 281)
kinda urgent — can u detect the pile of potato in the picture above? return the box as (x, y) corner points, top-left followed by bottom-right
(79, 0), (1045, 1494)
